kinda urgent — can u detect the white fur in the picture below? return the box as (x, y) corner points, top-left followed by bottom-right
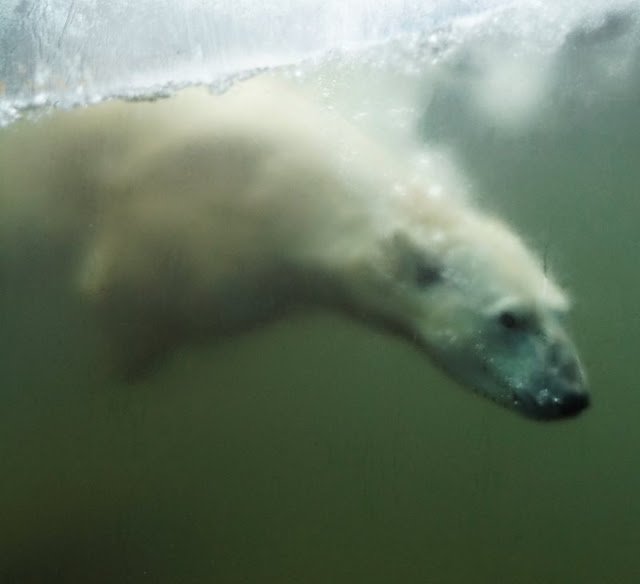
(0, 76), (587, 418)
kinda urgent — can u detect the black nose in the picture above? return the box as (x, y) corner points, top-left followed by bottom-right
(516, 389), (590, 420)
(558, 391), (590, 417)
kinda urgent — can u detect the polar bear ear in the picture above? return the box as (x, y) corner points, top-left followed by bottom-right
(389, 232), (443, 288)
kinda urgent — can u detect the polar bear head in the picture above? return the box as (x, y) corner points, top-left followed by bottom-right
(348, 199), (589, 421)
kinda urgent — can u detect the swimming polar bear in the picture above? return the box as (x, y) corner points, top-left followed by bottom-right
(0, 76), (588, 420)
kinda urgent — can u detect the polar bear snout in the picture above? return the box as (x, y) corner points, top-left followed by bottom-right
(516, 386), (590, 420)
(557, 391), (590, 417)
(515, 337), (589, 420)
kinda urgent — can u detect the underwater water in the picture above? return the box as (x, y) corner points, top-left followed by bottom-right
(1, 1), (640, 582)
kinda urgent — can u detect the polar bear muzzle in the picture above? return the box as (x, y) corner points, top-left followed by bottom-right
(508, 329), (589, 420)
(423, 312), (589, 421)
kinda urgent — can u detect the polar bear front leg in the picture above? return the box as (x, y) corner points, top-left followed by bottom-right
(78, 229), (183, 381)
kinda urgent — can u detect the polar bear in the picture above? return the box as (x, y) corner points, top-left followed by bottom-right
(0, 75), (588, 420)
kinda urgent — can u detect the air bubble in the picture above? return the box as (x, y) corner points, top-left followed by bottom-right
(535, 388), (551, 406)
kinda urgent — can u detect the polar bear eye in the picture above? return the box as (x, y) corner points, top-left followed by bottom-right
(415, 262), (442, 287)
(498, 310), (526, 331)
